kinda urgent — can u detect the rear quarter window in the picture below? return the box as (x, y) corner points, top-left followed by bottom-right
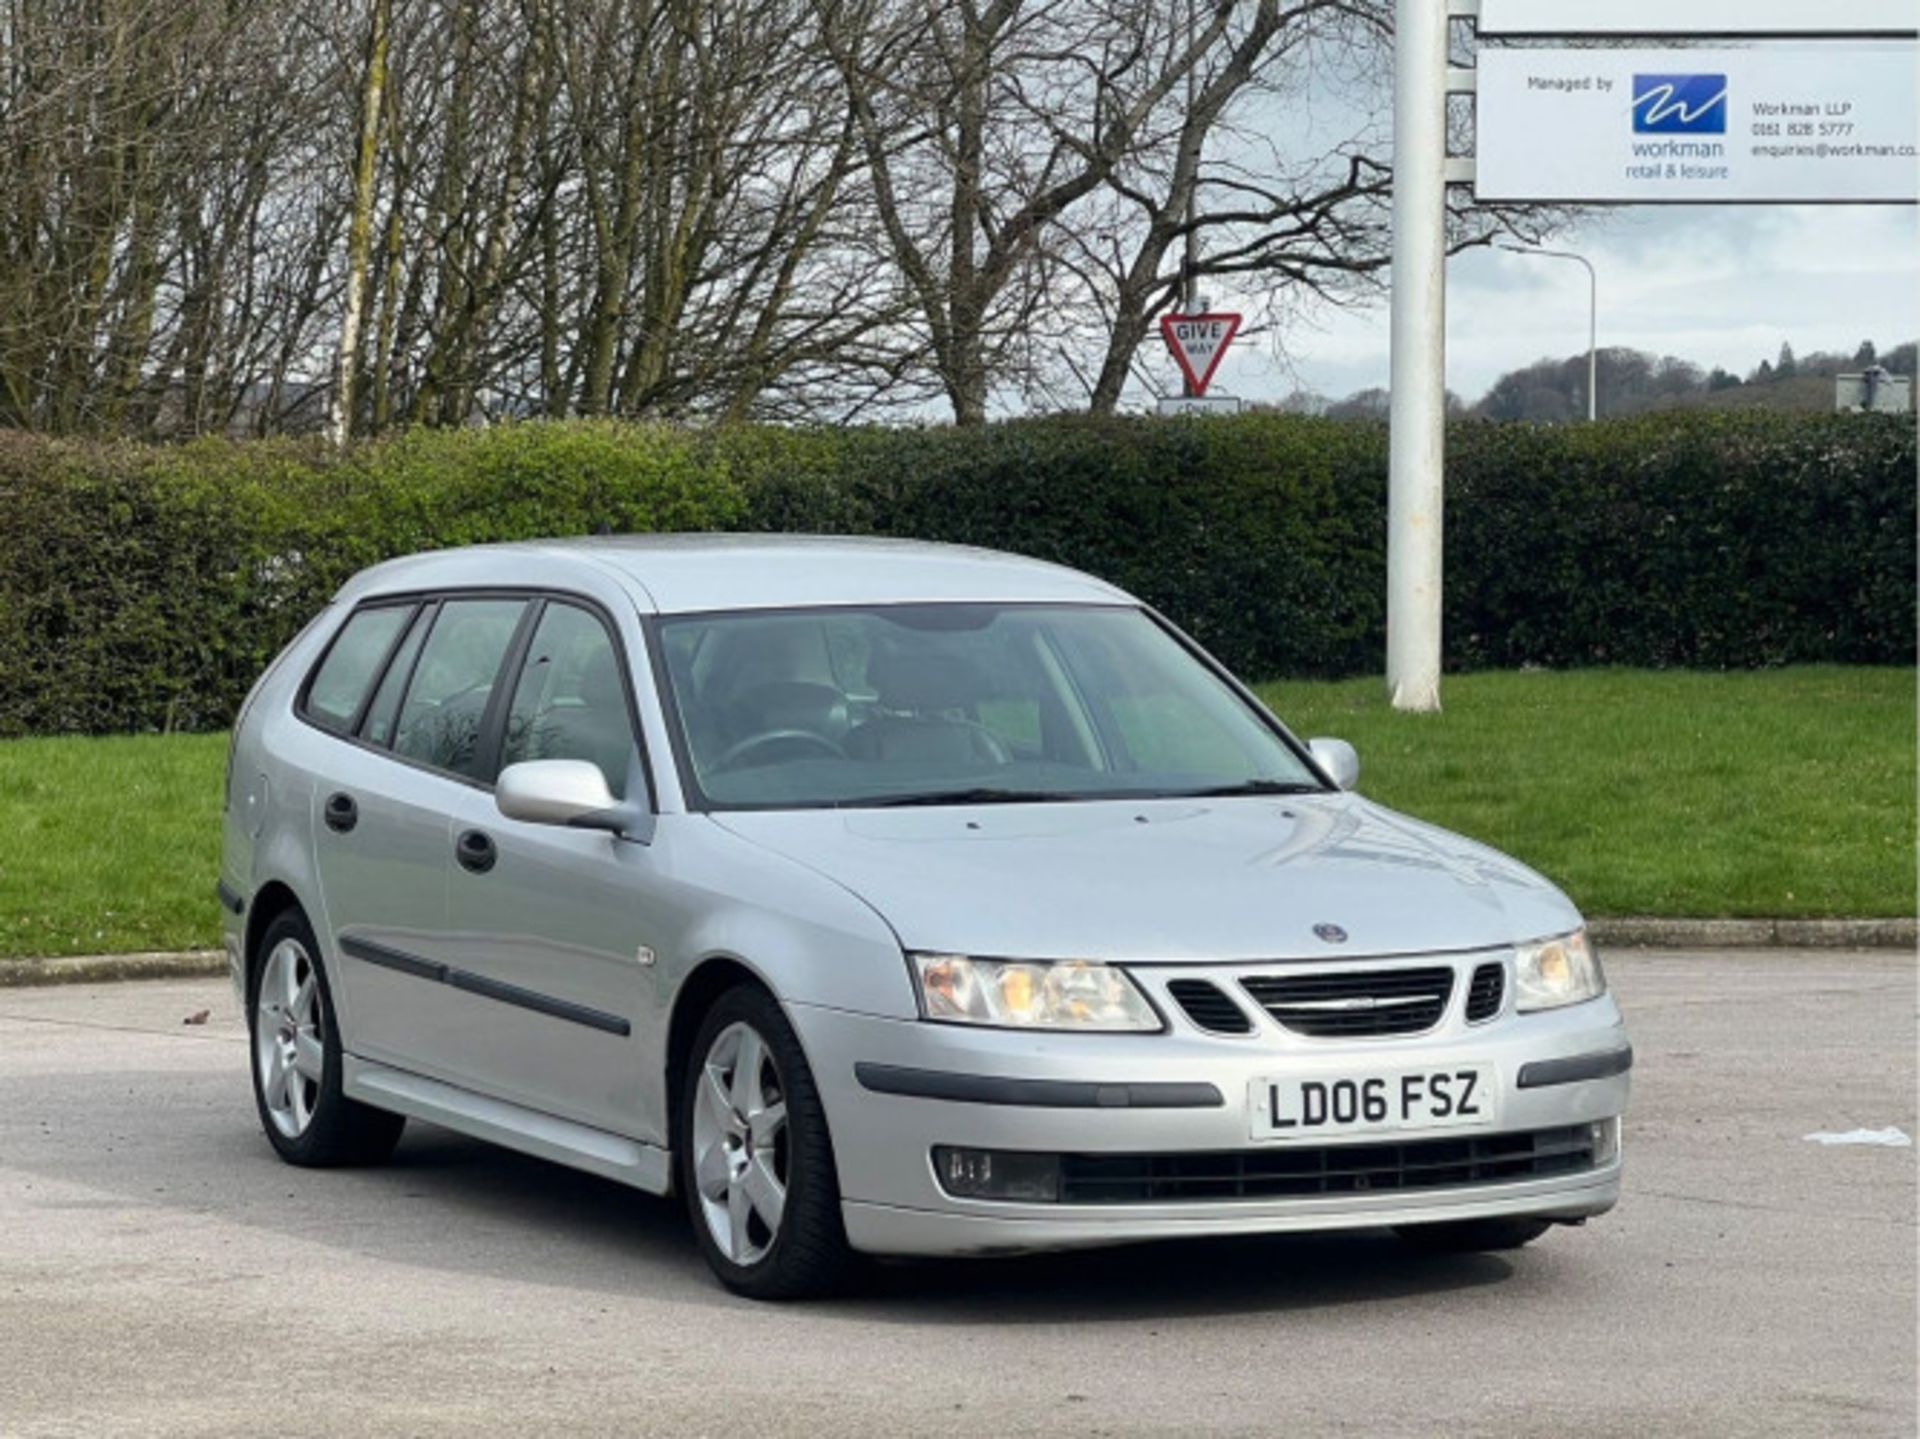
(301, 605), (413, 733)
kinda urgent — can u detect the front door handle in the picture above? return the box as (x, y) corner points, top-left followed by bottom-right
(455, 828), (497, 875)
(324, 792), (358, 834)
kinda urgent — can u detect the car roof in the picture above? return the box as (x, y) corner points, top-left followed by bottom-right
(335, 534), (1134, 614)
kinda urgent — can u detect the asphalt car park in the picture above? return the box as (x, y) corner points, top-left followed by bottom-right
(1, 949), (1913, 1437)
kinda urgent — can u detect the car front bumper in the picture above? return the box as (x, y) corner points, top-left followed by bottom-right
(791, 985), (1630, 1258)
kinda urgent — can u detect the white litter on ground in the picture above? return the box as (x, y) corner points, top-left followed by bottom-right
(1802, 1127), (1912, 1148)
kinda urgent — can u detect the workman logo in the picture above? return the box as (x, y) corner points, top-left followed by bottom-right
(1632, 74), (1729, 135)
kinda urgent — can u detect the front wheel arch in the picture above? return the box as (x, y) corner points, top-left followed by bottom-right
(665, 956), (775, 1179)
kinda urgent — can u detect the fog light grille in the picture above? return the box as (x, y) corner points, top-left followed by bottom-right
(1059, 1125), (1598, 1204)
(932, 1127), (1603, 1206)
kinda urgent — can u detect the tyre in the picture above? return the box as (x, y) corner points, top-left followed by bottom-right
(678, 983), (852, 1299)
(1394, 1216), (1553, 1253)
(248, 908), (405, 1167)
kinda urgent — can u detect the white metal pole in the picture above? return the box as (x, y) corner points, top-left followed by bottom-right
(1386, 0), (1448, 712)
(1181, 0), (1198, 396)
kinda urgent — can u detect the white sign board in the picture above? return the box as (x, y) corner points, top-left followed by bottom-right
(1156, 395), (1245, 416)
(1476, 48), (1918, 203)
(1479, 1), (1917, 38)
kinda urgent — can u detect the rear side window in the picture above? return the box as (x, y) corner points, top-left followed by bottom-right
(391, 599), (527, 778)
(302, 606), (413, 733)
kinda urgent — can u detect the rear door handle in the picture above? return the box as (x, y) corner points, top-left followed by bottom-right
(455, 828), (497, 875)
(324, 792), (358, 834)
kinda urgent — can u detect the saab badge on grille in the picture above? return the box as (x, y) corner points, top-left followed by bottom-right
(1313, 923), (1349, 944)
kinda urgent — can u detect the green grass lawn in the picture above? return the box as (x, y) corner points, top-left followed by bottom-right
(0, 667), (1911, 959)
(0, 732), (230, 959)
(1256, 667), (1914, 922)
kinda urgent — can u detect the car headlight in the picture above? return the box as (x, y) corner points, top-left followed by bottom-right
(909, 954), (1162, 1031)
(1514, 929), (1606, 1012)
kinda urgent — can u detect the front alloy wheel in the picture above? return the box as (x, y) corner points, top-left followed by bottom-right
(692, 1021), (790, 1266)
(679, 985), (851, 1298)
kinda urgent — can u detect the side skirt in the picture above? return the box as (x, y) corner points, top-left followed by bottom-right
(343, 1055), (673, 1197)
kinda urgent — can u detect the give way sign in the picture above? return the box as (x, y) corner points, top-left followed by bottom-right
(1159, 312), (1242, 397)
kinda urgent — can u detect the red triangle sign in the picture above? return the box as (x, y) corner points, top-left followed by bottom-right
(1159, 312), (1242, 397)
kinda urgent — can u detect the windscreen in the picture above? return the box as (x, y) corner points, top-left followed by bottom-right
(655, 604), (1323, 809)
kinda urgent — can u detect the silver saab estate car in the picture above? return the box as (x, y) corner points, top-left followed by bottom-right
(220, 536), (1630, 1297)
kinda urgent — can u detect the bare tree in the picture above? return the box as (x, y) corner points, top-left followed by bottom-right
(1045, 2), (1577, 414)
(1, 0), (915, 435)
(1055, 3), (1383, 411)
(0, 0), (1577, 436)
(0, 0), (347, 435)
(330, 0), (391, 443)
(813, 0), (1269, 424)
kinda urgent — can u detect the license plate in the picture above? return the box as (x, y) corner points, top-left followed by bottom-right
(1250, 1064), (1499, 1141)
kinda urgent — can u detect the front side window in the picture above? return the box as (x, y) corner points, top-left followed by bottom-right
(392, 599), (527, 778)
(302, 605), (414, 733)
(656, 604), (1323, 809)
(500, 603), (640, 799)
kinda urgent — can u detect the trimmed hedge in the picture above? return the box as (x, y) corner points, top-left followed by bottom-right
(0, 424), (743, 735)
(719, 409), (1914, 676)
(723, 417), (1390, 680)
(1444, 416), (1915, 670)
(0, 410), (1910, 735)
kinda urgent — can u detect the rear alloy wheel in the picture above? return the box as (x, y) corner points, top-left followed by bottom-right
(255, 936), (324, 1140)
(1394, 1216), (1552, 1253)
(248, 909), (405, 1167)
(680, 985), (851, 1298)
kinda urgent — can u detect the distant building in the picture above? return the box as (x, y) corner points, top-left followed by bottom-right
(1835, 366), (1912, 415)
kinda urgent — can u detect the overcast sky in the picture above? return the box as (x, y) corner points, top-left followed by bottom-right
(1203, 203), (1919, 408)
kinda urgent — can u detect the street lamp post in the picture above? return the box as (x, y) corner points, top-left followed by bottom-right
(1500, 244), (1599, 422)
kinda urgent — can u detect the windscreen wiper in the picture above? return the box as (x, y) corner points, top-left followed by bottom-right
(862, 787), (1072, 808)
(1180, 779), (1326, 798)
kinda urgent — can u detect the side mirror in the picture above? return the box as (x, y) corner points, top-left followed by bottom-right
(496, 760), (654, 843)
(1307, 737), (1360, 792)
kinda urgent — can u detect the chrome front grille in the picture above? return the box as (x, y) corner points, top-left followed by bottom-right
(1465, 961), (1505, 1022)
(1166, 978), (1254, 1035)
(1239, 966), (1454, 1038)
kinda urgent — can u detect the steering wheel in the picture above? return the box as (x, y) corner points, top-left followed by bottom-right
(715, 728), (846, 771)
(951, 718), (1013, 765)
(887, 715), (1014, 765)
